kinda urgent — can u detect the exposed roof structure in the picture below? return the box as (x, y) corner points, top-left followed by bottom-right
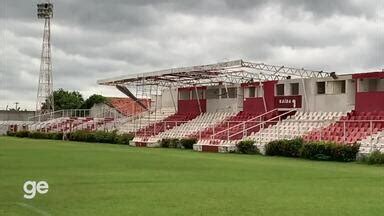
(97, 59), (332, 88)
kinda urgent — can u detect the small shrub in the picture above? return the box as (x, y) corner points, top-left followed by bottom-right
(116, 133), (134, 145)
(15, 130), (30, 138)
(236, 140), (259, 154)
(168, 139), (180, 148)
(47, 132), (63, 140)
(359, 150), (384, 165)
(68, 130), (134, 145)
(179, 138), (197, 149)
(7, 129), (131, 145)
(85, 132), (96, 142)
(160, 138), (171, 148)
(6, 131), (16, 136)
(68, 130), (88, 142)
(300, 141), (359, 162)
(13, 131), (61, 140)
(94, 131), (117, 143)
(265, 138), (303, 157)
(329, 143), (360, 162)
(28, 131), (48, 139)
(300, 141), (331, 160)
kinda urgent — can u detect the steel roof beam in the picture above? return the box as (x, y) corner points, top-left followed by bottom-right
(97, 59), (332, 87)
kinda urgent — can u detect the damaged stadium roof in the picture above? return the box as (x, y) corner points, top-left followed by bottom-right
(97, 59), (332, 88)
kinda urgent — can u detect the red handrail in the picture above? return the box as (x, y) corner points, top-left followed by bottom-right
(210, 109), (279, 139)
(227, 109), (297, 140)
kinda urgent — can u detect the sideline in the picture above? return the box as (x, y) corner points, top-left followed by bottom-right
(15, 202), (51, 216)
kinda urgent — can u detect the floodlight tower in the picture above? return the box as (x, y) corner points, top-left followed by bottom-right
(36, 1), (54, 116)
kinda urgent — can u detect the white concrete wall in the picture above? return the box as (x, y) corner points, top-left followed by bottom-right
(244, 86), (263, 98)
(276, 75), (355, 112)
(276, 78), (309, 111)
(276, 79), (306, 96)
(206, 85), (242, 112)
(90, 103), (118, 118)
(161, 88), (178, 110)
(207, 98), (239, 112)
(0, 111), (35, 121)
(237, 87), (244, 110)
(305, 75), (355, 112)
(150, 94), (163, 110)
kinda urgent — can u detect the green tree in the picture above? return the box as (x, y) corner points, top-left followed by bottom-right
(81, 94), (106, 109)
(52, 88), (84, 110)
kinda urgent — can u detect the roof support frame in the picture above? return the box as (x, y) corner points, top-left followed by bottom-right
(98, 59), (332, 90)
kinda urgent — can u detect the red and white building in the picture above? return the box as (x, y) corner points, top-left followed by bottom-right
(96, 59), (384, 154)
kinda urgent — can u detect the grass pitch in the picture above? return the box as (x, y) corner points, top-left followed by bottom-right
(0, 136), (383, 216)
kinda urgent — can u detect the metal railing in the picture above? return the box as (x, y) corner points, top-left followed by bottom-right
(135, 119), (192, 137)
(248, 119), (384, 145)
(29, 109), (91, 122)
(28, 117), (115, 133)
(209, 108), (279, 140)
(120, 114), (384, 150)
(252, 119), (335, 142)
(132, 116), (286, 140)
(225, 109), (298, 141)
(311, 120), (384, 143)
(367, 133), (384, 153)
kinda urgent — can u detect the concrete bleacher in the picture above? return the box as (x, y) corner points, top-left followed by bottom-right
(193, 110), (294, 152)
(135, 112), (199, 137)
(29, 117), (68, 132)
(131, 112), (200, 146)
(0, 121), (33, 135)
(118, 108), (175, 133)
(193, 110), (384, 154)
(28, 117), (114, 132)
(72, 117), (114, 131)
(196, 111), (275, 141)
(149, 112), (234, 141)
(193, 111), (345, 153)
(250, 111), (345, 153)
(359, 131), (384, 154)
(304, 110), (384, 144)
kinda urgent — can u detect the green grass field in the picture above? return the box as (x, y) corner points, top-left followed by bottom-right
(0, 136), (383, 216)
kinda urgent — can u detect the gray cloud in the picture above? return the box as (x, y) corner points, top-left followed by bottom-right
(0, 0), (383, 110)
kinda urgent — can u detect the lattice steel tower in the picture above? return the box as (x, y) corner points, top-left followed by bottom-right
(36, 1), (54, 115)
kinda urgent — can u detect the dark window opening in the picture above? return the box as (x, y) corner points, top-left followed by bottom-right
(317, 82), (325, 94)
(276, 84), (284, 96)
(249, 87), (255, 98)
(290, 83), (299, 95)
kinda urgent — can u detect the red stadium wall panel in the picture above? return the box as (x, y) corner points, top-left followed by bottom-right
(177, 99), (207, 114)
(352, 72), (384, 112)
(274, 96), (302, 109)
(177, 86), (207, 114)
(243, 98), (266, 113)
(242, 80), (278, 113)
(355, 92), (384, 112)
(201, 145), (219, 152)
(352, 72), (384, 79)
(263, 81), (278, 111)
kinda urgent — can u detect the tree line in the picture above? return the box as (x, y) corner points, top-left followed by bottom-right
(44, 89), (106, 110)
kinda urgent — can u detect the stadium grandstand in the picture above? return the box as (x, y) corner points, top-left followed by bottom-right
(4, 59), (384, 154)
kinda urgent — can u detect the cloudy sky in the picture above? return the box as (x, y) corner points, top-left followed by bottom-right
(1, 0), (383, 110)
